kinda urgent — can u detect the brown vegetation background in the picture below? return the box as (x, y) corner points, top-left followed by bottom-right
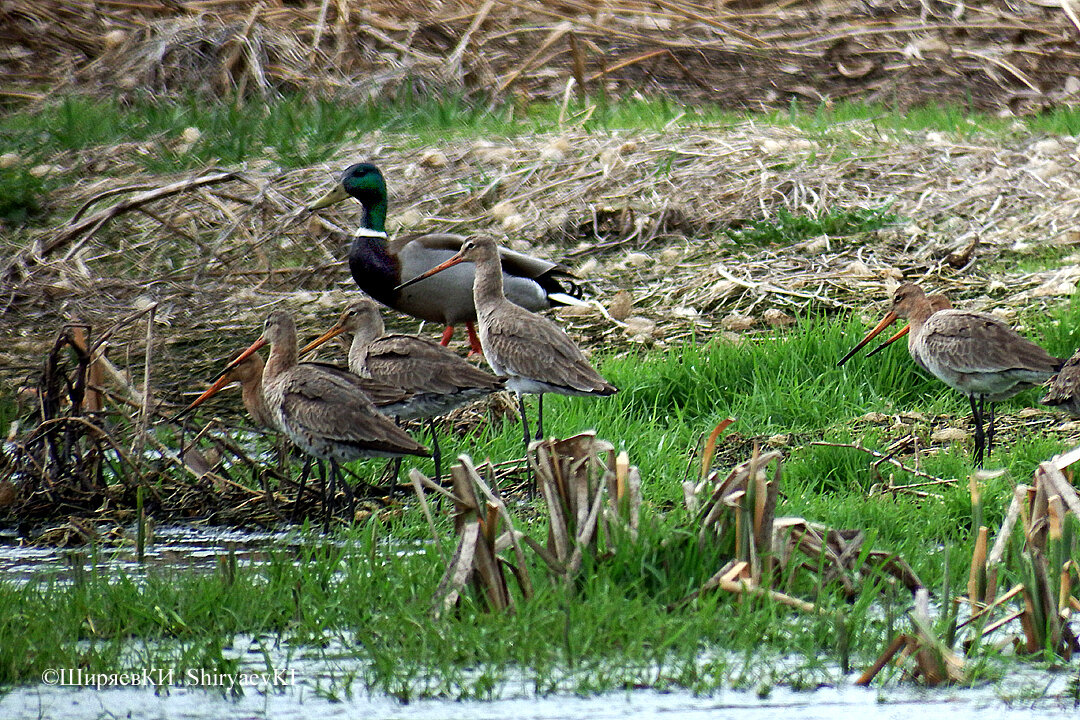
(3, 1), (1080, 524)
(4, 0), (1080, 111)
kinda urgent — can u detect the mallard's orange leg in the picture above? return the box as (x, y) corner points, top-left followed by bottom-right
(466, 322), (484, 355)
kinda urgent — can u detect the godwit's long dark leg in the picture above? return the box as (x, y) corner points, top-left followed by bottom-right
(535, 394), (544, 440)
(516, 392), (532, 448)
(986, 401), (996, 458)
(292, 456), (312, 522)
(969, 395), (986, 467)
(384, 414), (404, 484)
(277, 436), (290, 480)
(319, 460), (332, 529)
(335, 460), (356, 520)
(427, 417), (442, 482)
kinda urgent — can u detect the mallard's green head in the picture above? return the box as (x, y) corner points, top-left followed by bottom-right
(308, 162), (387, 211)
(340, 163), (386, 205)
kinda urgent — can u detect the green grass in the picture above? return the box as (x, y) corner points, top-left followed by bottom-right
(3, 93), (1080, 698)
(0, 514), (954, 696)
(4, 312), (1077, 695)
(720, 205), (900, 246)
(1035, 290), (1080, 358)
(1, 94), (368, 172)
(986, 243), (1078, 275)
(3, 94), (1080, 204)
(0, 164), (49, 225)
(773, 100), (1017, 137)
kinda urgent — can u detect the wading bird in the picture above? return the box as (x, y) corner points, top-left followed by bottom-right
(1041, 347), (1080, 416)
(226, 310), (428, 521)
(183, 338), (421, 520)
(838, 283), (1063, 466)
(308, 162), (583, 352)
(396, 235), (616, 448)
(178, 350), (286, 499)
(300, 298), (505, 479)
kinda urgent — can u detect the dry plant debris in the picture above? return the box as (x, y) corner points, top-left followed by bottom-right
(0, 310), (350, 530)
(678, 422), (923, 615)
(5, 115), (1080, 528)
(526, 432), (642, 577)
(5, 1), (1080, 113)
(5, 121), (1080, 414)
(410, 457), (533, 616)
(411, 432), (640, 615)
(856, 587), (969, 685)
(861, 445), (1080, 686)
(410, 422), (930, 640)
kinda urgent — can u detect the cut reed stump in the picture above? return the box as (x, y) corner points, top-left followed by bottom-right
(966, 447), (1080, 658)
(410, 457), (532, 617)
(678, 434), (922, 613)
(525, 431), (642, 579)
(857, 589), (967, 686)
(863, 444), (1080, 686)
(411, 433), (642, 614)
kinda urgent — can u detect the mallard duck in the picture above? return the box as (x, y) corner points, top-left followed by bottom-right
(308, 162), (584, 353)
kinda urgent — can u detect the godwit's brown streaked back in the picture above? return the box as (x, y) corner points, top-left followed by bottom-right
(839, 283), (1063, 466)
(307, 163), (585, 353)
(396, 235), (616, 446)
(229, 310), (428, 517)
(183, 345), (418, 428)
(1041, 347), (1080, 416)
(300, 297), (506, 478)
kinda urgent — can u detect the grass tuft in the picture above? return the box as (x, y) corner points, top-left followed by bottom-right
(720, 205), (901, 247)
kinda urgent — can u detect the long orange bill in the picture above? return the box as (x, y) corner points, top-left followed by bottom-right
(177, 371), (235, 418)
(866, 324), (910, 358)
(224, 336), (267, 371)
(836, 311), (899, 367)
(394, 251), (468, 292)
(299, 322), (349, 357)
(172, 336), (266, 421)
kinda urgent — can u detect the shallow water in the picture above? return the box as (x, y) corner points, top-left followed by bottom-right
(2, 525), (1077, 719)
(3, 675), (1078, 720)
(0, 524), (298, 584)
